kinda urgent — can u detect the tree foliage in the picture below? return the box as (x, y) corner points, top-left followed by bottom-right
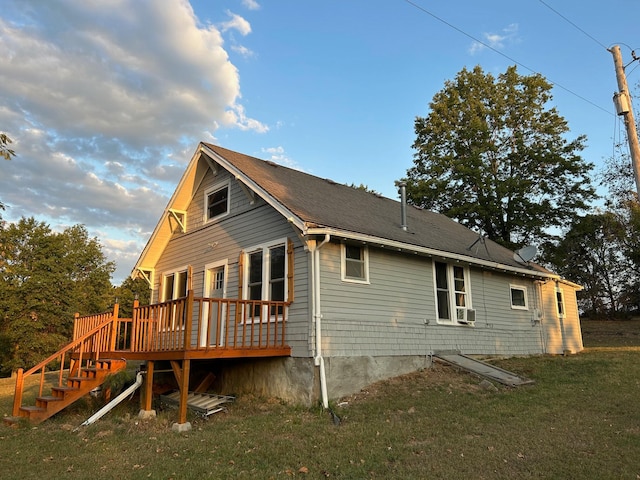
(113, 276), (151, 318)
(0, 132), (14, 161)
(1, 132), (16, 218)
(543, 212), (630, 316)
(404, 65), (596, 249)
(0, 218), (115, 375)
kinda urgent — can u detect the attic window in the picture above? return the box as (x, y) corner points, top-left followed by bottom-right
(204, 181), (230, 222)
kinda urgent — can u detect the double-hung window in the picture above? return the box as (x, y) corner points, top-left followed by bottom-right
(163, 269), (188, 301)
(434, 261), (472, 325)
(341, 244), (369, 283)
(204, 181), (230, 222)
(244, 239), (287, 320)
(161, 268), (188, 330)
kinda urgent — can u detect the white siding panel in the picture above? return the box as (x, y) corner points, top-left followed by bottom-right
(318, 242), (550, 357)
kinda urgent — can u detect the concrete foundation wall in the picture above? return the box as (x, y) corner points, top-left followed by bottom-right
(323, 355), (431, 399)
(212, 355), (431, 406)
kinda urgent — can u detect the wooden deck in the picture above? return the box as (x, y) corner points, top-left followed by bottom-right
(73, 290), (291, 361)
(8, 291), (291, 425)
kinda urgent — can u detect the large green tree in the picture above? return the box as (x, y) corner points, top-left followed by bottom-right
(404, 65), (596, 249)
(544, 212), (630, 316)
(0, 218), (115, 375)
(595, 150), (640, 312)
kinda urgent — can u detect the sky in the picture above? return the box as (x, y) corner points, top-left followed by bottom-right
(1, 0), (638, 283)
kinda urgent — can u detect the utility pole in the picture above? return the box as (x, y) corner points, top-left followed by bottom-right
(609, 45), (640, 198)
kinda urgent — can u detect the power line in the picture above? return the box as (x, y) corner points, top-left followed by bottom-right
(537, 0), (608, 50)
(403, 0), (612, 117)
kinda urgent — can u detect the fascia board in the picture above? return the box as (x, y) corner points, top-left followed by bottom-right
(131, 148), (203, 276)
(305, 226), (560, 281)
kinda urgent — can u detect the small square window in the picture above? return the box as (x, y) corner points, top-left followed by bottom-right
(205, 182), (230, 222)
(510, 285), (528, 310)
(341, 244), (369, 283)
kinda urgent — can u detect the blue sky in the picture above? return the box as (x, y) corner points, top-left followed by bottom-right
(1, 0), (638, 283)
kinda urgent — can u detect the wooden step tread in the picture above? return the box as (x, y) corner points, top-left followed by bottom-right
(52, 386), (80, 393)
(20, 406), (45, 413)
(36, 395), (63, 403)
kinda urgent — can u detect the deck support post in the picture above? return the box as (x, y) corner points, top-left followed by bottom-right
(172, 359), (192, 432)
(138, 360), (156, 420)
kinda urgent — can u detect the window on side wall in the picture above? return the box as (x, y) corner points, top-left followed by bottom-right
(434, 261), (473, 325)
(163, 269), (188, 301)
(555, 287), (565, 318)
(341, 244), (369, 283)
(243, 239), (287, 320)
(161, 268), (188, 330)
(204, 181), (230, 223)
(510, 285), (528, 310)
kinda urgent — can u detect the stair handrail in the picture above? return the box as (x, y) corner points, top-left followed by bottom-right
(11, 309), (118, 417)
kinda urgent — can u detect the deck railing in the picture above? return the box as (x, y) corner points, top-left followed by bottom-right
(12, 294), (289, 417)
(130, 291), (289, 353)
(69, 291), (290, 355)
(12, 308), (119, 416)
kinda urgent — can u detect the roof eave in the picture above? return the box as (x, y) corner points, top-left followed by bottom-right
(304, 226), (560, 280)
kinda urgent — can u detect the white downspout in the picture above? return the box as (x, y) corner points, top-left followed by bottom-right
(311, 234), (330, 409)
(78, 371), (144, 427)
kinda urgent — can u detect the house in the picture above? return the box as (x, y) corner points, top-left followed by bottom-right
(131, 143), (583, 408)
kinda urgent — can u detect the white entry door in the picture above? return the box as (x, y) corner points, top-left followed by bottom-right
(201, 262), (227, 347)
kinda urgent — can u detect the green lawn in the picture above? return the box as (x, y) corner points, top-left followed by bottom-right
(1, 320), (639, 479)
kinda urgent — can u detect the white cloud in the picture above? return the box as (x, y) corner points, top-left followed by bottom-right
(220, 11), (252, 36)
(242, 0), (260, 11)
(232, 44), (255, 58)
(0, 0), (265, 283)
(469, 23), (519, 55)
(261, 146), (302, 170)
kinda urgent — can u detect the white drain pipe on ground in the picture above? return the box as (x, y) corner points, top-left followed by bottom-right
(79, 371), (144, 427)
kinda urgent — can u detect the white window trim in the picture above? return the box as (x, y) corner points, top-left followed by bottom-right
(203, 259), (229, 298)
(433, 261), (473, 326)
(160, 266), (189, 331)
(340, 244), (370, 284)
(242, 238), (288, 323)
(161, 266), (189, 301)
(510, 284), (529, 310)
(201, 260), (229, 347)
(555, 287), (565, 318)
(203, 180), (231, 223)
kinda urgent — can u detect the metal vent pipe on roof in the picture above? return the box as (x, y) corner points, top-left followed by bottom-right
(397, 181), (408, 231)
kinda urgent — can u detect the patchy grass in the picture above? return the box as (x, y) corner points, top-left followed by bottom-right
(581, 316), (640, 348)
(1, 321), (640, 479)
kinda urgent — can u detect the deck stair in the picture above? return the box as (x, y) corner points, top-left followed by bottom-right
(5, 358), (127, 425)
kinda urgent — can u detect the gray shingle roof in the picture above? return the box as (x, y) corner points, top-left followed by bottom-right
(205, 143), (549, 274)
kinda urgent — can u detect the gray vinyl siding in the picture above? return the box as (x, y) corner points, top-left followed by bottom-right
(318, 242), (547, 357)
(152, 168), (311, 357)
